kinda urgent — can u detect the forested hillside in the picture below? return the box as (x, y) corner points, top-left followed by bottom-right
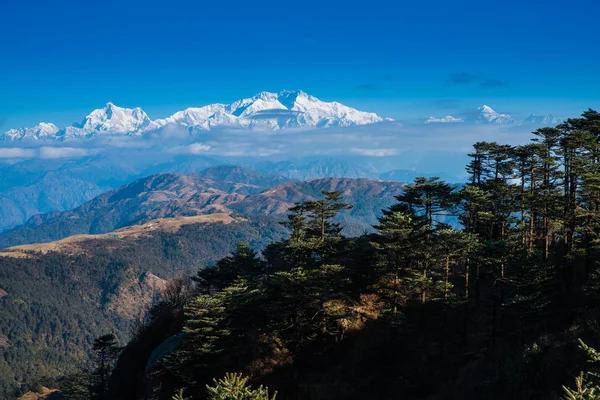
(0, 217), (288, 398)
(44, 109), (600, 400)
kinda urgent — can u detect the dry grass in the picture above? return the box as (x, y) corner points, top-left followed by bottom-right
(0, 213), (240, 258)
(17, 387), (62, 400)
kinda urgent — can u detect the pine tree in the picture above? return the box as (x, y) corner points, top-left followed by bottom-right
(396, 177), (456, 231)
(280, 201), (311, 242)
(563, 339), (600, 400)
(391, 177), (456, 303)
(372, 208), (428, 312)
(206, 372), (276, 400)
(531, 127), (562, 261)
(304, 191), (353, 241)
(193, 242), (266, 292)
(58, 370), (94, 400)
(172, 388), (190, 400)
(168, 293), (230, 384)
(91, 333), (120, 400)
(266, 191), (353, 271)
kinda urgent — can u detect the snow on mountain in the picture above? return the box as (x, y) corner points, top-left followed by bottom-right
(151, 90), (384, 132)
(62, 102), (152, 138)
(148, 104), (232, 131)
(425, 115), (464, 124)
(477, 105), (515, 124)
(3, 91), (386, 140)
(422, 106), (561, 127)
(1, 123), (60, 141)
(522, 113), (561, 125)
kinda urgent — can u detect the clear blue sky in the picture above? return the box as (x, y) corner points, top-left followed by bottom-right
(1, 0), (599, 128)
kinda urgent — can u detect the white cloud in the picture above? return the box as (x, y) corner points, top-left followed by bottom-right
(0, 148), (36, 158)
(188, 143), (211, 154)
(39, 147), (92, 159)
(169, 142), (212, 154)
(215, 151), (246, 157)
(350, 148), (398, 157)
(256, 149), (282, 157)
(425, 116), (464, 124)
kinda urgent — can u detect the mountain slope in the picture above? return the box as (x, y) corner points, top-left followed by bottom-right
(231, 178), (405, 235)
(0, 171), (406, 248)
(249, 158), (379, 180)
(0, 172), (259, 249)
(0, 215), (289, 397)
(0, 173), (106, 233)
(0, 213), (239, 258)
(191, 165), (290, 189)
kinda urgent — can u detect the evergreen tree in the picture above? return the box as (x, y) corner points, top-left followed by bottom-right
(304, 190), (353, 240)
(563, 339), (600, 400)
(172, 388), (191, 400)
(206, 372), (276, 400)
(91, 334), (120, 400)
(194, 242), (266, 292)
(372, 208), (428, 311)
(168, 294), (230, 384)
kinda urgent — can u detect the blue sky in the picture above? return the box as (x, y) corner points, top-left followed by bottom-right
(1, 0), (599, 129)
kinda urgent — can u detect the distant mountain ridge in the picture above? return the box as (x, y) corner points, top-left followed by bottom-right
(0, 166), (406, 248)
(3, 95), (566, 140)
(1, 91), (386, 140)
(426, 105), (562, 126)
(0, 158), (457, 234)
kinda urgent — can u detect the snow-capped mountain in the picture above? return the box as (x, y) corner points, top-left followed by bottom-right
(2, 91), (385, 141)
(61, 102), (152, 138)
(425, 116), (464, 124)
(477, 105), (515, 124)
(150, 90), (384, 132)
(2, 123), (60, 141)
(424, 105), (562, 126)
(522, 113), (561, 125)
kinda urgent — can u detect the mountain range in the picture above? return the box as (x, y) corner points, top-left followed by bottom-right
(1, 91), (385, 141)
(0, 156), (453, 234)
(0, 166), (406, 249)
(2, 91), (565, 141)
(426, 104), (562, 126)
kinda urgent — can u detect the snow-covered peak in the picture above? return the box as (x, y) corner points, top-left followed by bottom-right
(152, 90), (385, 132)
(477, 105), (515, 124)
(2, 91), (388, 140)
(1, 122), (60, 141)
(426, 115), (464, 124)
(64, 102), (152, 138)
(522, 113), (561, 125)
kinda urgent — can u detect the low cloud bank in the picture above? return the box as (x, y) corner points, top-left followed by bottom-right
(0, 122), (535, 177)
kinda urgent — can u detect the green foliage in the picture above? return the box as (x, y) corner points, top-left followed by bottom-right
(194, 242), (266, 292)
(172, 388), (190, 400)
(13, 109), (600, 399)
(58, 370), (93, 400)
(206, 372), (276, 400)
(91, 333), (121, 399)
(0, 217), (287, 397)
(166, 294), (230, 383)
(563, 340), (600, 400)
